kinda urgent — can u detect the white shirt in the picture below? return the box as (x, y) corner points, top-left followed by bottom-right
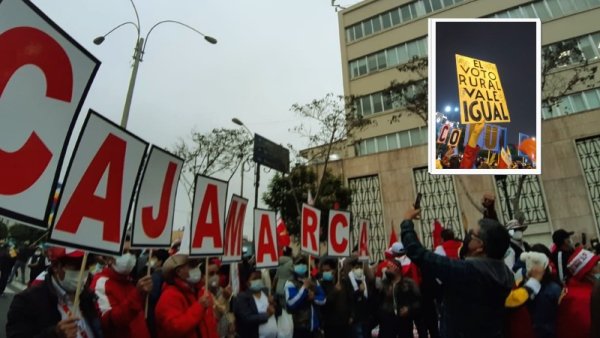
(253, 291), (277, 338)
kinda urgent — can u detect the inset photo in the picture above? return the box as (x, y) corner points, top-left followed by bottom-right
(428, 19), (541, 175)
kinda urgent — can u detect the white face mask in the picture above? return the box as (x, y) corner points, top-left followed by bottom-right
(112, 253), (137, 275)
(60, 269), (84, 293)
(187, 266), (202, 284)
(512, 230), (524, 241)
(353, 268), (365, 280)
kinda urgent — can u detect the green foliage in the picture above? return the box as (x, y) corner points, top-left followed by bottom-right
(0, 218), (8, 239)
(9, 223), (45, 244)
(263, 166), (351, 241)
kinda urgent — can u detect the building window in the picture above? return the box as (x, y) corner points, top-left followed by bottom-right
(494, 175), (549, 225)
(542, 32), (600, 71)
(576, 135), (600, 235)
(489, 0), (600, 22)
(542, 88), (600, 119)
(345, 0), (463, 43)
(348, 37), (427, 79)
(413, 167), (463, 249)
(348, 175), (386, 262)
(356, 126), (427, 156)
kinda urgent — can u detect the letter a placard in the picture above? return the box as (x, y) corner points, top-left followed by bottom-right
(131, 146), (183, 248)
(190, 175), (228, 256)
(254, 209), (278, 269)
(301, 203), (320, 256)
(0, 0), (99, 228)
(357, 219), (370, 262)
(327, 210), (350, 257)
(222, 195), (249, 263)
(49, 111), (148, 255)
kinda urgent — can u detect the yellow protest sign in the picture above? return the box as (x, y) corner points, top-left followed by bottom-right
(456, 54), (510, 124)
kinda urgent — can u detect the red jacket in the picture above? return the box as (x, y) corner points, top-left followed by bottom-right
(155, 278), (218, 338)
(460, 144), (479, 169)
(90, 267), (150, 338)
(557, 279), (592, 338)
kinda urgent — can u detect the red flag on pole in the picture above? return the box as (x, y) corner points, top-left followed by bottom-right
(276, 211), (290, 254)
(389, 224), (398, 248)
(432, 219), (444, 249)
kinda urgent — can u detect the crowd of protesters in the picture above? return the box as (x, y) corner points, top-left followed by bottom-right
(4, 192), (600, 338)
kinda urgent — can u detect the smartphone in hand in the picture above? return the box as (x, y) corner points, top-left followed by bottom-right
(414, 192), (422, 210)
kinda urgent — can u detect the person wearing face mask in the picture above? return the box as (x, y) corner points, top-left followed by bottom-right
(402, 206), (514, 338)
(205, 258), (235, 338)
(233, 270), (278, 338)
(155, 254), (217, 338)
(284, 255), (326, 338)
(376, 259), (421, 338)
(7, 246), (103, 338)
(90, 238), (153, 338)
(344, 257), (374, 338)
(556, 248), (600, 338)
(504, 219), (531, 274)
(146, 249), (169, 338)
(319, 258), (351, 338)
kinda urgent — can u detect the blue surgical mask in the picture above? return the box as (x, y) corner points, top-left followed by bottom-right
(322, 271), (334, 281)
(294, 264), (308, 276)
(249, 279), (265, 292)
(594, 273), (600, 281)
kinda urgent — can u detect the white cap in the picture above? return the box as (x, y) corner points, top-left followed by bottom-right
(390, 242), (405, 255)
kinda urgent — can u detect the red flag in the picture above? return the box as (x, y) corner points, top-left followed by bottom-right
(432, 219), (443, 249)
(389, 224), (398, 248)
(276, 211), (290, 253)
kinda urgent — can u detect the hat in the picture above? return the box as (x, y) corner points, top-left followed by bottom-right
(552, 229), (574, 246)
(390, 242), (405, 255)
(505, 219), (527, 231)
(519, 252), (548, 274)
(47, 246), (85, 261)
(162, 254), (188, 277)
(567, 247), (600, 280)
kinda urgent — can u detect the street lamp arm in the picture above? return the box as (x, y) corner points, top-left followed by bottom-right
(95, 21), (140, 44)
(128, 0), (141, 33)
(143, 20), (217, 52)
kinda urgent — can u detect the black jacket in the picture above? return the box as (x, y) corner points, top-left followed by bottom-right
(6, 271), (103, 338)
(233, 290), (272, 338)
(401, 220), (514, 338)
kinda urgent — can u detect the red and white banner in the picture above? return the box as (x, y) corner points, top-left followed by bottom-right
(357, 219), (370, 262)
(49, 111), (148, 255)
(131, 146), (183, 248)
(301, 203), (320, 256)
(327, 210), (350, 257)
(254, 209), (278, 269)
(190, 175), (228, 256)
(0, 0), (99, 228)
(222, 195), (249, 263)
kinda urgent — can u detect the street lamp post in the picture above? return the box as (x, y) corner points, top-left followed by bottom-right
(93, 0), (217, 129)
(232, 118), (258, 208)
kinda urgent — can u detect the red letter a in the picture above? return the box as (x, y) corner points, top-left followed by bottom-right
(54, 134), (125, 243)
(258, 214), (277, 263)
(192, 184), (223, 248)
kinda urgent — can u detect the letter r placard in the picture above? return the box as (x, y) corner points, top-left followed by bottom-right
(301, 203), (321, 257)
(0, 0), (99, 228)
(49, 111), (148, 255)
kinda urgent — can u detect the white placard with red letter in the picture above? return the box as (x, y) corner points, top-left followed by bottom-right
(301, 203), (320, 256)
(0, 0), (99, 228)
(49, 111), (148, 255)
(328, 210), (351, 257)
(131, 146), (183, 248)
(357, 219), (370, 262)
(254, 209), (279, 269)
(222, 195), (249, 262)
(190, 175), (228, 256)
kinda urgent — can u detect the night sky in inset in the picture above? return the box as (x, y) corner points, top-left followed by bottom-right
(435, 21), (537, 146)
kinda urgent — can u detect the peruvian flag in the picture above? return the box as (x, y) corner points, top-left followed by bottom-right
(276, 211), (290, 254)
(432, 219), (444, 249)
(498, 147), (512, 169)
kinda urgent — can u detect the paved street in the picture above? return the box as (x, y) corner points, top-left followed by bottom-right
(0, 281), (26, 338)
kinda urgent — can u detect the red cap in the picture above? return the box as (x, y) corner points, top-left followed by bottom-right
(567, 247), (600, 280)
(47, 246), (85, 261)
